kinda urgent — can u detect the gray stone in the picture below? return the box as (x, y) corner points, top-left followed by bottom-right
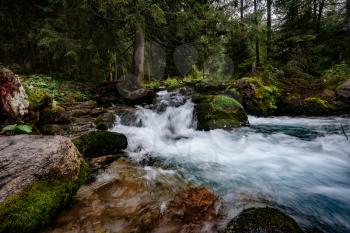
(0, 135), (81, 202)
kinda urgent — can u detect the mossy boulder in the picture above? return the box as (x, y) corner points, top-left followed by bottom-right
(95, 112), (116, 130)
(73, 131), (128, 158)
(235, 76), (280, 116)
(194, 94), (249, 130)
(39, 105), (71, 125)
(277, 94), (349, 115)
(25, 87), (53, 111)
(225, 207), (304, 233)
(0, 135), (89, 233)
(0, 161), (88, 233)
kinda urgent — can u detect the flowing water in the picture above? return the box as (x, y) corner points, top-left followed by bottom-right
(112, 90), (350, 233)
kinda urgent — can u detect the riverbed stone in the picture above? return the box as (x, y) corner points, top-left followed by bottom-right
(95, 112), (116, 130)
(194, 94), (249, 130)
(40, 158), (189, 233)
(153, 187), (223, 233)
(73, 131), (128, 158)
(0, 135), (88, 233)
(225, 207), (304, 233)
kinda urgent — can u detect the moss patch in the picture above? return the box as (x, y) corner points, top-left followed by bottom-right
(225, 207), (304, 233)
(212, 95), (243, 112)
(235, 76), (281, 116)
(73, 131), (128, 158)
(195, 94), (248, 130)
(0, 160), (89, 233)
(25, 87), (53, 110)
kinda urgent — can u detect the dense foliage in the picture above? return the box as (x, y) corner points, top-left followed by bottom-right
(0, 0), (349, 83)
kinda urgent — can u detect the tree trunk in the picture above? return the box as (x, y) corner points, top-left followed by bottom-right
(266, 0), (272, 61)
(346, 0), (350, 21)
(254, 0), (260, 67)
(132, 29), (145, 87)
(316, 0), (325, 34)
(240, 0), (244, 20)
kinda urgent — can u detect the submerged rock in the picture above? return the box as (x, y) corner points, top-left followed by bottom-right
(0, 68), (29, 118)
(153, 187), (224, 233)
(41, 158), (189, 233)
(0, 135), (88, 233)
(73, 131), (127, 158)
(194, 94), (249, 130)
(225, 207), (304, 233)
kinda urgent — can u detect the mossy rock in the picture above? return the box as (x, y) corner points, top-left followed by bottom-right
(95, 112), (116, 130)
(25, 87), (53, 111)
(225, 207), (304, 233)
(39, 105), (71, 125)
(235, 76), (280, 116)
(0, 160), (89, 233)
(194, 94), (249, 131)
(73, 131), (128, 158)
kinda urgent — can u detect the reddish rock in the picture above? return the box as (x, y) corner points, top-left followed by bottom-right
(153, 187), (224, 233)
(0, 68), (29, 118)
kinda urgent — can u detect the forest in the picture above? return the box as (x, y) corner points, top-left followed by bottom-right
(0, 0), (350, 233)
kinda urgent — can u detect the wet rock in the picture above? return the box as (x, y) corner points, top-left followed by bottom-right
(39, 106), (72, 124)
(95, 112), (116, 130)
(76, 100), (97, 109)
(113, 105), (137, 126)
(73, 131), (127, 158)
(194, 94), (249, 130)
(225, 207), (304, 233)
(0, 68), (29, 118)
(71, 108), (93, 117)
(41, 158), (188, 233)
(89, 154), (124, 170)
(153, 187), (223, 233)
(0, 135), (88, 233)
(336, 79), (350, 102)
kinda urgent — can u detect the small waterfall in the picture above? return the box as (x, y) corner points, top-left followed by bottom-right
(112, 90), (350, 233)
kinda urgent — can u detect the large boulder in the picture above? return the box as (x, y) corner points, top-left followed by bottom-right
(0, 135), (88, 233)
(0, 68), (29, 118)
(336, 79), (350, 102)
(194, 94), (249, 130)
(225, 207), (304, 233)
(73, 131), (128, 158)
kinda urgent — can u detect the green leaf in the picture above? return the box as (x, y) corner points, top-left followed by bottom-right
(1, 124), (17, 132)
(16, 125), (33, 134)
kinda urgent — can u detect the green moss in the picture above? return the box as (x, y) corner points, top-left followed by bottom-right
(25, 87), (53, 110)
(164, 78), (181, 88)
(305, 97), (330, 109)
(226, 207), (304, 233)
(144, 80), (161, 90)
(212, 95), (243, 112)
(237, 76), (280, 115)
(195, 95), (248, 130)
(73, 131), (128, 157)
(0, 160), (89, 233)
